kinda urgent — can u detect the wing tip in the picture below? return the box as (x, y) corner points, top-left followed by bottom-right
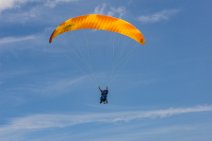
(140, 38), (145, 45)
(49, 30), (56, 43)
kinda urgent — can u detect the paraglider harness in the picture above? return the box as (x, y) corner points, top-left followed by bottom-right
(99, 86), (108, 104)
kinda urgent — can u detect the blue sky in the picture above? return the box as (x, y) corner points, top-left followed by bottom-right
(0, 0), (212, 141)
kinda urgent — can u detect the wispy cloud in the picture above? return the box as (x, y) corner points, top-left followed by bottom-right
(1, 105), (212, 130)
(0, 0), (80, 12)
(3, 74), (89, 97)
(44, 0), (80, 8)
(0, 0), (80, 24)
(0, 0), (27, 12)
(0, 35), (36, 45)
(93, 3), (126, 18)
(38, 75), (88, 95)
(1, 105), (212, 141)
(137, 9), (180, 24)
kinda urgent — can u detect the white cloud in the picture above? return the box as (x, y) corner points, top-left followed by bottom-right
(5, 74), (89, 97)
(0, 35), (36, 45)
(93, 3), (126, 18)
(0, 0), (80, 13)
(44, 0), (80, 8)
(0, 0), (81, 24)
(1, 105), (212, 131)
(0, 105), (212, 141)
(94, 3), (107, 14)
(137, 9), (180, 24)
(0, 0), (27, 12)
(39, 75), (88, 94)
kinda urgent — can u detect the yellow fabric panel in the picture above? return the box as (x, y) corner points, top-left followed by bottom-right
(49, 14), (145, 45)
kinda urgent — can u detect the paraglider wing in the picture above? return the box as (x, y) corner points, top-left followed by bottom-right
(49, 14), (145, 45)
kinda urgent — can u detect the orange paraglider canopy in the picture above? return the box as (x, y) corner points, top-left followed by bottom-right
(49, 14), (145, 45)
